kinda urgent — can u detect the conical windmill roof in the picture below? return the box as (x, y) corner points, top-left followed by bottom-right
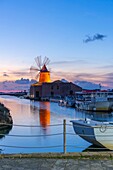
(41, 64), (49, 72)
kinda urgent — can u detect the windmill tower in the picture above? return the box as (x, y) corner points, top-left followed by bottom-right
(30, 56), (51, 84)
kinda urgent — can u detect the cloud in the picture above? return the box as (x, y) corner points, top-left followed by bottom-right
(3, 72), (9, 77)
(15, 78), (30, 84)
(51, 71), (98, 82)
(0, 78), (36, 92)
(50, 60), (88, 65)
(97, 65), (113, 69)
(83, 33), (107, 43)
(93, 33), (107, 40)
(103, 72), (113, 78)
(11, 71), (30, 76)
(75, 73), (97, 79)
(100, 73), (113, 85)
(8, 68), (31, 77)
(0, 68), (31, 80)
(51, 70), (113, 89)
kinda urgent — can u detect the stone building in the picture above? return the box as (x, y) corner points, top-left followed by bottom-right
(30, 80), (82, 100)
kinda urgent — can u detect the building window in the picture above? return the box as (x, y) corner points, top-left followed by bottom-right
(57, 85), (59, 90)
(51, 91), (54, 96)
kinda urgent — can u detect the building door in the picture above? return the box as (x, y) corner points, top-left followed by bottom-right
(36, 91), (39, 98)
(70, 90), (73, 95)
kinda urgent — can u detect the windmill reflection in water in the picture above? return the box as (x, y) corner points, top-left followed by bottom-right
(39, 102), (50, 130)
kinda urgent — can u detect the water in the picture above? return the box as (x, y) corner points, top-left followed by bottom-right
(0, 95), (113, 154)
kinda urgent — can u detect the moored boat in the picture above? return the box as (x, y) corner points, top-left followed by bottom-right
(58, 96), (75, 107)
(75, 91), (113, 111)
(71, 118), (113, 150)
(58, 99), (67, 106)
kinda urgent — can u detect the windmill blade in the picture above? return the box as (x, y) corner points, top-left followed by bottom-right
(35, 57), (40, 70)
(30, 67), (38, 79)
(30, 66), (40, 72)
(38, 55), (42, 69)
(35, 72), (40, 80)
(49, 67), (52, 72)
(44, 57), (50, 66)
(42, 56), (47, 66)
(37, 55), (42, 69)
(43, 56), (50, 66)
(35, 56), (41, 70)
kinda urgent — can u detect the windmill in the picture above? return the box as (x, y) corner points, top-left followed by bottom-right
(30, 56), (51, 83)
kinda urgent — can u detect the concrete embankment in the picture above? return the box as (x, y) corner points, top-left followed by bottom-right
(1, 152), (113, 159)
(1, 152), (113, 170)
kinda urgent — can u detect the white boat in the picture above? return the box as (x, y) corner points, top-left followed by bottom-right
(75, 91), (113, 111)
(58, 99), (67, 106)
(71, 119), (113, 150)
(58, 96), (75, 107)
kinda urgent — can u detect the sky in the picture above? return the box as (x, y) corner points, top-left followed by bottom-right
(0, 0), (113, 88)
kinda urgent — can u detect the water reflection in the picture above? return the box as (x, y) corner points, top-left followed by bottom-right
(0, 126), (13, 153)
(39, 102), (50, 128)
(75, 109), (113, 122)
(30, 103), (39, 114)
(82, 144), (110, 152)
(0, 126), (12, 140)
(30, 101), (50, 129)
(90, 112), (113, 122)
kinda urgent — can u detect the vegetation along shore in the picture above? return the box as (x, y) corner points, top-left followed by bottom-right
(0, 103), (13, 130)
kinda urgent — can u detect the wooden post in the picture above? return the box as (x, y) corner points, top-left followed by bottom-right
(63, 119), (66, 154)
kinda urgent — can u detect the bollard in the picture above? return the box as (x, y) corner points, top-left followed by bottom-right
(63, 119), (66, 154)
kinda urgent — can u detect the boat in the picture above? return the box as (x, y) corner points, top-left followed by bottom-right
(58, 99), (67, 106)
(75, 91), (113, 111)
(71, 118), (113, 150)
(58, 96), (75, 107)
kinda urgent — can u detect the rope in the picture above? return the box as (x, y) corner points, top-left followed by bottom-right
(0, 133), (63, 137)
(1, 132), (113, 137)
(0, 123), (63, 127)
(0, 144), (111, 150)
(0, 144), (62, 149)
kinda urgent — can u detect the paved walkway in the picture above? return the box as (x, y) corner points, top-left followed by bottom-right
(1, 158), (113, 170)
(1, 153), (113, 170)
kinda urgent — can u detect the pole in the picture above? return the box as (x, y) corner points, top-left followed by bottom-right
(63, 119), (66, 154)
